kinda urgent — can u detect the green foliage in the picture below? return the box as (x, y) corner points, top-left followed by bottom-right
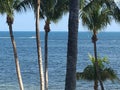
(0, 0), (29, 18)
(88, 54), (109, 69)
(22, 0), (69, 23)
(80, 0), (111, 32)
(77, 65), (95, 80)
(77, 54), (119, 82)
(40, 0), (69, 23)
(103, 0), (120, 23)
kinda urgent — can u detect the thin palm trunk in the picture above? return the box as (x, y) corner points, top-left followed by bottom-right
(92, 32), (98, 90)
(92, 30), (104, 90)
(65, 0), (79, 90)
(7, 15), (24, 90)
(44, 20), (50, 90)
(36, 0), (44, 90)
(44, 31), (48, 90)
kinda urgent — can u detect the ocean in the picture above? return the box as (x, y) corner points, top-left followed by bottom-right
(0, 31), (120, 90)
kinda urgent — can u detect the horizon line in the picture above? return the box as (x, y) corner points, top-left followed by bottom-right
(0, 30), (120, 32)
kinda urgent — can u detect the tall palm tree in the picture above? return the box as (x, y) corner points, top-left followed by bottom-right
(77, 55), (119, 90)
(81, 2), (111, 90)
(16, 0), (45, 89)
(40, 0), (68, 90)
(35, 0), (45, 90)
(65, 0), (79, 90)
(7, 15), (24, 90)
(19, 0), (46, 89)
(0, 0), (27, 90)
(21, 0), (69, 90)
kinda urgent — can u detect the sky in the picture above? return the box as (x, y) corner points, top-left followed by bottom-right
(0, 0), (120, 32)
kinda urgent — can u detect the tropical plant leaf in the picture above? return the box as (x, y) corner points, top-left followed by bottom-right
(77, 55), (119, 82)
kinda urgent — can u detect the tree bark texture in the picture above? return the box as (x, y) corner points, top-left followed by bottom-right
(65, 0), (79, 90)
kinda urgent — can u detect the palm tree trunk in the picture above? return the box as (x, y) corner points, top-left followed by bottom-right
(65, 0), (79, 90)
(44, 20), (50, 90)
(92, 31), (104, 90)
(7, 15), (24, 90)
(44, 31), (48, 90)
(94, 80), (98, 90)
(93, 35), (98, 90)
(36, 0), (44, 90)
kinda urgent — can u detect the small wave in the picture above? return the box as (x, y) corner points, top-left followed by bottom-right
(29, 36), (36, 38)
(18, 36), (36, 39)
(18, 37), (35, 39)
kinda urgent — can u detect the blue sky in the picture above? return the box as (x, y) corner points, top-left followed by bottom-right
(0, 10), (120, 32)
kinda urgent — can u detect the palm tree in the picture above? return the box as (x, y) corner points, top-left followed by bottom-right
(20, 0), (46, 89)
(0, 0), (27, 90)
(77, 55), (119, 90)
(16, 0), (45, 89)
(21, 0), (69, 90)
(40, 0), (68, 90)
(81, 2), (111, 90)
(65, 0), (79, 90)
(7, 15), (24, 90)
(35, 0), (45, 90)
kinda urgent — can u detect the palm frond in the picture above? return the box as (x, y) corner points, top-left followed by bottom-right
(104, 0), (120, 23)
(77, 55), (119, 82)
(81, 2), (111, 32)
(15, 0), (32, 12)
(40, 0), (68, 23)
(77, 65), (95, 81)
(101, 67), (118, 82)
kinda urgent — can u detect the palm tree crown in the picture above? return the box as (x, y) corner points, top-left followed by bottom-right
(81, 3), (111, 32)
(77, 55), (119, 82)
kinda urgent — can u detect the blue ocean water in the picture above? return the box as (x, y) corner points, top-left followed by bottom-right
(0, 31), (120, 90)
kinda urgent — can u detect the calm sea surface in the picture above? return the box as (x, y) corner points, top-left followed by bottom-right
(0, 31), (120, 90)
